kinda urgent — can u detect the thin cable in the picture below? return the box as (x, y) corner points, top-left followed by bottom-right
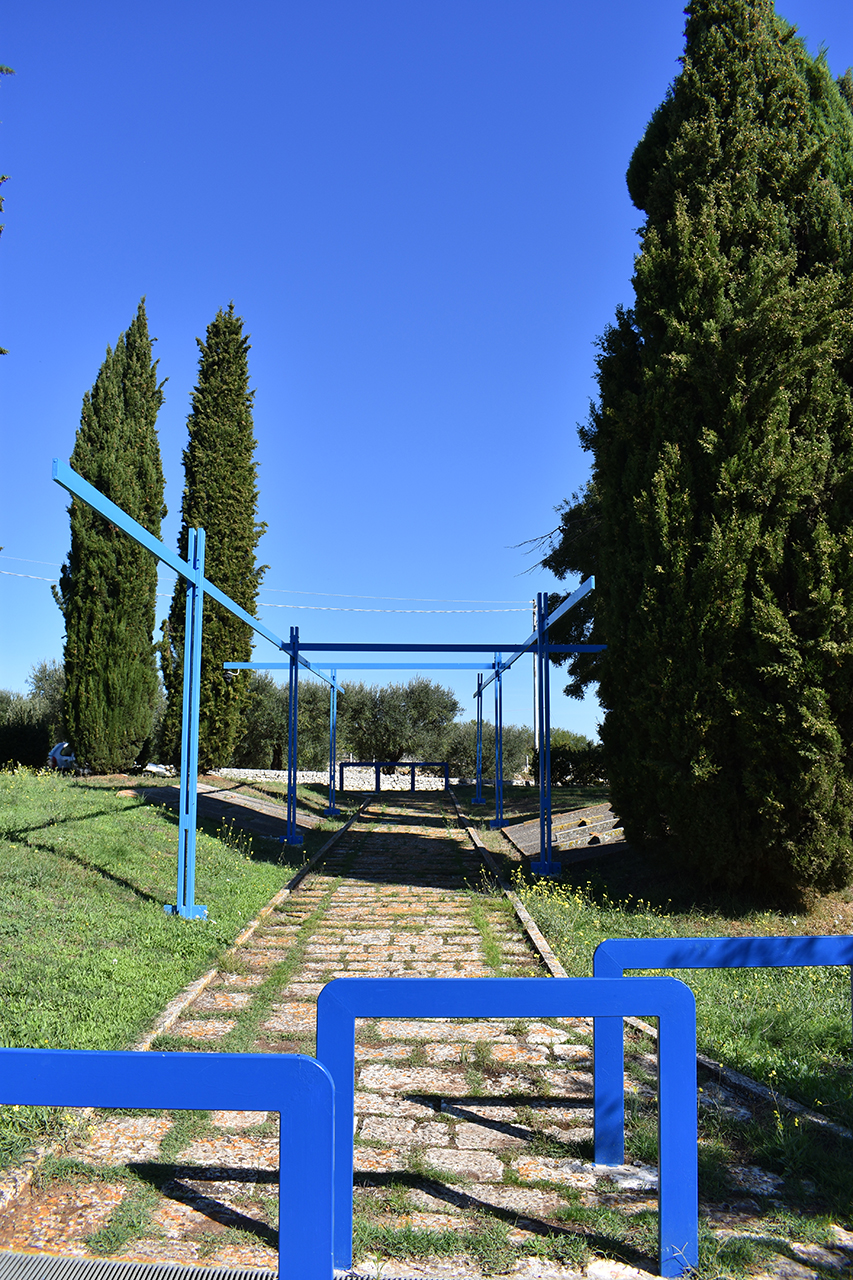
(0, 555), (62, 568)
(257, 602), (528, 613)
(259, 586), (532, 603)
(0, 570), (59, 582)
(155, 573), (530, 605)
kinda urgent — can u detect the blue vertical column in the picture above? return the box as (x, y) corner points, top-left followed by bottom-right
(285, 626), (304, 847)
(489, 655), (507, 829)
(324, 670), (341, 817)
(473, 673), (486, 805)
(532, 593), (560, 876)
(167, 527), (207, 919)
(594, 947), (628, 1165)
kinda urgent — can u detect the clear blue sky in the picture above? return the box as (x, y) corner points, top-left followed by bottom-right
(2, 0), (851, 741)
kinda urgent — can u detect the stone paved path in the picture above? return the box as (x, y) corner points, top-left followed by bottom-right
(1, 793), (850, 1280)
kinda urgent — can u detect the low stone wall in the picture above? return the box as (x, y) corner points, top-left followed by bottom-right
(213, 766), (458, 790)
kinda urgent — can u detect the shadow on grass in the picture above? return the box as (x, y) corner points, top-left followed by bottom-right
(127, 1159), (277, 1247)
(355, 1170), (657, 1273)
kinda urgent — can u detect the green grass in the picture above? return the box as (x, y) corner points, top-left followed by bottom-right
(514, 871), (853, 1132)
(0, 768), (353, 1169)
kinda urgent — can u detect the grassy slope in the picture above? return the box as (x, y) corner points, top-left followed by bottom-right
(0, 769), (353, 1169)
(456, 782), (852, 1129)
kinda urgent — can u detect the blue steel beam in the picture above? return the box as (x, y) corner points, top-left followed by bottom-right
(54, 460), (291, 656)
(226, 662), (492, 671)
(296, 642), (540, 653)
(592, 933), (853, 1166)
(489, 657), (506, 828)
(473, 673), (486, 805)
(317, 975), (698, 1277)
(0, 1046), (335, 1280)
(478, 577), (596, 693)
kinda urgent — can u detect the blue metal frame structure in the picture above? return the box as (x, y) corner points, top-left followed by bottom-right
(476, 579), (605, 874)
(473, 672), (486, 805)
(52, 460), (334, 912)
(316, 975), (698, 1277)
(592, 933), (853, 1165)
(54, 461), (600, 898)
(226, 660), (495, 835)
(0, 1045), (335, 1280)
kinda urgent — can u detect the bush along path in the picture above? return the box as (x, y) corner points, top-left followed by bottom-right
(0, 793), (851, 1279)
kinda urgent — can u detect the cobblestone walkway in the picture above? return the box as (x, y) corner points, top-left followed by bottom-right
(0, 794), (654, 1277)
(2, 794), (849, 1280)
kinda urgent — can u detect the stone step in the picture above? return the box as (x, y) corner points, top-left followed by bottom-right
(504, 804), (623, 857)
(555, 815), (623, 850)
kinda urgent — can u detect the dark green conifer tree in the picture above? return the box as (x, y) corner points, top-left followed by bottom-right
(54, 302), (166, 772)
(543, 0), (853, 902)
(160, 305), (266, 773)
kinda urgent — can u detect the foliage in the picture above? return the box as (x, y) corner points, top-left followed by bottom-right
(160, 305), (266, 774)
(338, 677), (460, 764)
(532, 740), (607, 786)
(0, 662), (67, 769)
(53, 302), (166, 772)
(445, 719), (533, 778)
(26, 659), (66, 742)
(541, 1), (853, 902)
(230, 673), (330, 771)
(550, 727), (594, 750)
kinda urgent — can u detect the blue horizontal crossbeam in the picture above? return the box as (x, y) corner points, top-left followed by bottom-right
(0, 1047), (335, 1280)
(225, 661), (494, 671)
(317, 975), (698, 1277)
(297, 642), (551, 653)
(592, 934), (853, 1166)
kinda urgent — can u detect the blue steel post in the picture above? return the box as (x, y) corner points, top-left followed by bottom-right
(489, 655), (507, 828)
(531, 594), (560, 876)
(168, 528), (207, 919)
(324, 670), (341, 817)
(473, 673), (486, 804)
(592, 942), (625, 1164)
(285, 626), (303, 846)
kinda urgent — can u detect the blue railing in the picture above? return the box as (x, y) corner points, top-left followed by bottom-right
(316, 975), (699, 1277)
(592, 933), (853, 1164)
(0, 1047), (334, 1280)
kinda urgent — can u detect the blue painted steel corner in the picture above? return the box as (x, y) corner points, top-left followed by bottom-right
(0, 1047), (335, 1280)
(592, 933), (853, 1166)
(316, 975), (698, 1278)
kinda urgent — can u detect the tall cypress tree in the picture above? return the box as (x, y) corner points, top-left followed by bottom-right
(54, 302), (166, 772)
(160, 304), (266, 773)
(544, 0), (853, 902)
